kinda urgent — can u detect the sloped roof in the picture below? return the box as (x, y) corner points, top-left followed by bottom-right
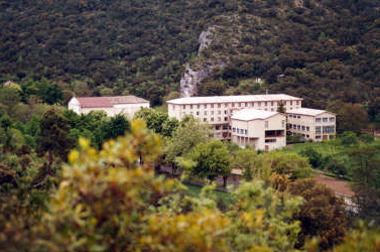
(167, 94), (302, 105)
(287, 108), (335, 116)
(76, 96), (149, 108)
(231, 109), (280, 121)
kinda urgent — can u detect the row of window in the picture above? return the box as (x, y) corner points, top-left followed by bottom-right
(232, 127), (248, 135)
(176, 100), (300, 110)
(315, 117), (335, 123)
(315, 125), (335, 134)
(203, 117), (229, 122)
(288, 124), (310, 131)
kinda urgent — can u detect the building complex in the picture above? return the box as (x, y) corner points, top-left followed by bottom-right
(167, 94), (335, 150)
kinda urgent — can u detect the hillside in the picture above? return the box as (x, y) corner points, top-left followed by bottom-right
(0, 0), (379, 113)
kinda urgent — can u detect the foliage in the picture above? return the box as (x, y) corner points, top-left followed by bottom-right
(134, 107), (179, 137)
(228, 180), (303, 251)
(258, 151), (312, 180)
(230, 148), (260, 181)
(299, 147), (323, 168)
(287, 179), (347, 250)
(165, 116), (210, 165)
(187, 140), (231, 182)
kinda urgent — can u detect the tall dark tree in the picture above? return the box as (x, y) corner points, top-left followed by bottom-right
(36, 108), (75, 177)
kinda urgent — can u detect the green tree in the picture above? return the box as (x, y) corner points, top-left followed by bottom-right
(187, 140), (231, 186)
(0, 86), (20, 115)
(299, 147), (323, 168)
(134, 107), (178, 137)
(230, 148), (259, 181)
(35, 108), (75, 183)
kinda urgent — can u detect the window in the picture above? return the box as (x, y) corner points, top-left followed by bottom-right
(301, 126), (305, 131)
(288, 123), (292, 128)
(204, 104), (207, 108)
(211, 111), (214, 115)
(315, 126), (321, 134)
(290, 101), (293, 105)
(204, 111), (208, 115)
(323, 125), (335, 133)
(271, 108), (274, 111)
(224, 103), (228, 107)
(240, 129), (244, 134)
(282, 120), (285, 128)
(232, 103), (235, 107)
(306, 126), (310, 131)
(265, 121), (268, 128)
(232, 128), (236, 133)
(293, 124), (296, 129)
(224, 117), (228, 121)
(251, 102), (254, 107)
(211, 118), (214, 122)
(329, 117), (335, 122)
(197, 105), (200, 109)
(183, 105), (186, 109)
(211, 104), (214, 108)
(217, 117), (221, 121)
(215, 126), (220, 130)
(315, 118), (322, 123)
(203, 118), (207, 122)
(265, 101), (268, 106)
(296, 101), (299, 105)
(218, 111), (221, 115)
(297, 115), (301, 119)
(245, 103), (248, 107)
(265, 139), (277, 143)
(271, 101), (274, 106)
(323, 118), (328, 122)
(297, 125), (300, 130)
(218, 104), (221, 108)
(224, 110), (228, 114)
(238, 103), (241, 107)
(196, 111), (199, 115)
(244, 129), (248, 135)
(172, 105), (175, 110)
(258, 102), (261, 106)
(223, 125), (228, 130)
(190, 105), (193, 109)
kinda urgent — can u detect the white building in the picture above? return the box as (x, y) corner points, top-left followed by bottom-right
(287, 108), (336, 141)
(167, 94), (302, 140)
(68, 96), (150, 118)
(231, 109), (286, 151)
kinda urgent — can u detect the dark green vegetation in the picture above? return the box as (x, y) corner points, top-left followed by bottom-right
(1, 0), (379, 125)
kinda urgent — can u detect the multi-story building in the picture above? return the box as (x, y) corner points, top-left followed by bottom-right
(68, 96), (150, 118)
(287, 108), (336, 141)
(231, 109), (286, 151)
(167, 94), (302, 140)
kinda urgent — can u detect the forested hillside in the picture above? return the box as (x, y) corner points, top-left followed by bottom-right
(0, 0), (379, 117)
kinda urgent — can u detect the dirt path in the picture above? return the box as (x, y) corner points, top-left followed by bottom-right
(313, 173), (354, 197)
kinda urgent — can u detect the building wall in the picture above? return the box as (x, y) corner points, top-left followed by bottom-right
(287, 112), (336, 141)
(68, 98), (81, 114)
(231, 114), (286, 151)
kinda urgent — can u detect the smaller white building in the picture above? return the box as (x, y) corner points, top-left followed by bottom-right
(287, 108), (336, 141)
(231, 109), (286, 151)
(68, 96), (150, 118)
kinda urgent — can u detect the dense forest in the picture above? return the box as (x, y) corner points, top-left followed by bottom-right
(1, 0), (379, 121)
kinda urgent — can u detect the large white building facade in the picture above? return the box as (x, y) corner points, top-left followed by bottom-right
(231, 109), (286, 151)
(167, 94), (336, 148)
(287, 108), (336, 142)
(167, 94), (302, 141)
(68, 96), (150, 118)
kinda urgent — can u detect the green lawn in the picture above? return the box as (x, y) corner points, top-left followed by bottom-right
(184, 182), (235, 210)
(283, 141), (345, 156)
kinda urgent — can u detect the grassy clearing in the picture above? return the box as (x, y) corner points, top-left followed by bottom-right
(184, 182), (235, 209)
(283, 141), (345, 156)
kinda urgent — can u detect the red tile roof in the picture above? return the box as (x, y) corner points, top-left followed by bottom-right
(76, 96), (149, 108)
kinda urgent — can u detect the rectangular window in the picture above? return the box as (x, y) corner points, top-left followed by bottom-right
(190, 105), (193, 109)
(323, 125), (335, 133)
(196, 111), (199, 115)
(329, 117), (335, 122)
(315, 126), (321, 133)
(271, 101), (274, 106)
(240, 129), (244, 134)
(297, 125), (300, 130)
(183, 105), (186, 109)
(204, 111), (208, 115)
(215, 126), (220, 130)
(290, 101), (293, 105)
(197, 105), (200, 109)
(323, 118), (328, 122)
(245, 103), (248, 107)
(224, 110), (228, 115)
(223, 125), (228, 130)
(204, 104), (207, 109)
(296, 101), (299, 105)
(282, 120), (285, 128)
(217, 117), (221, 121)
(218, 104), (221, 108)
(232, 103), (235, 107)
(211, 118), (214, 122)
(211, 111), (214, 115)
(306, 126), (310, 131)
(315, 118), (322, 123)
(245, 129), (248, 135)
(218, 111), (221, 115)
(238, 103), (241, 107)
(211, 104), (214, 108)
(265, 139), (277, 143)
(265, 101), (268, 106)
(258, 102), (261, 106)
(203, 118), (207, 122)
(232, 128), (236, 133)
(301, 126), (305, 131)
(251, 102), (254, 107)
(225, 103), (228, 107)
(224, 117), (228, 121)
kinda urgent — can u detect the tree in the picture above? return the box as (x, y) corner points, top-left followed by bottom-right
(228, 180), (303, 251)
(329, 102), (369, 133)
(287, 179), (347, 250)
(258, 152), (312, 180)
(0, 86), (20, 115)
(299, 147), (323, 168)
(165, 116), (210, 170)
(134, 108), (178, 137)
(93, 114), (131, 149)
(230, 148), (259, 181)
(35, 108), (75, 183)
(187, 140), (231, 186)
